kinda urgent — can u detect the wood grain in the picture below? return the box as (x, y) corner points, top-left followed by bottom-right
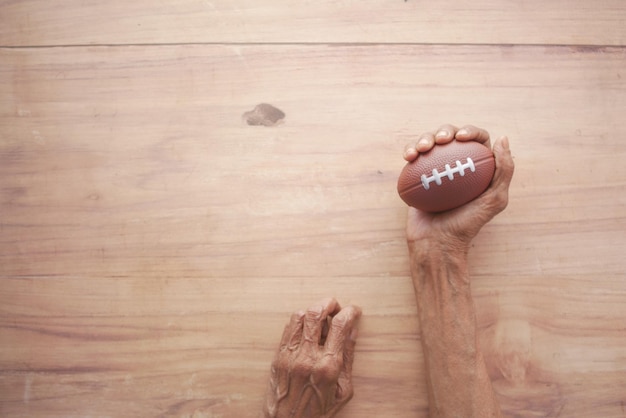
(2, 3), (626, 418)
(1, 0), (626, 47)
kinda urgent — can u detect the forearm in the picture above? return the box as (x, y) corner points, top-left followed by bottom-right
(409, 241), (501, 418)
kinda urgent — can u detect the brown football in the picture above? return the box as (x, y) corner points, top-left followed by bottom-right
(397, 141), (495, 212)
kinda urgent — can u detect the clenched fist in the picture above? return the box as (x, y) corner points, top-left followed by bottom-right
(262, 298), (362, 418)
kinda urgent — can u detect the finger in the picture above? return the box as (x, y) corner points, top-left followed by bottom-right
(403, 142), (418, 162)
(434, 124), (458, 145)
(324, 305), (362, 357)
(285, 310), (306, 350)
(415, 132), (436, 153)
(302, 298), (341, 349)
(341, 315), (360, 379)
(278, 324), (291, 350)
(455, 124), (491, 149)
(490, 136), (515, 202)
(271, 313), (305, 408)
(333, 307), (361, 405)
(403, 132), (435, 162)
(403, 130), (441, 162)
(469, 136), (514, 218)
(278, 311), (301, 349)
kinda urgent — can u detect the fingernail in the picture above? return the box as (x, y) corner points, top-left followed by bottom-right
(418, 138), (429, 147)
(457, 128), (469, 137)
(501, 136), (510, 150)
(435, 130), (449, 139)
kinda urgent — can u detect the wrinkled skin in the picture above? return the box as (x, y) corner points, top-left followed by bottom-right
(261, 124), (514, 418)
(404, 124), (514, 418)
(262, 298), (361, 418)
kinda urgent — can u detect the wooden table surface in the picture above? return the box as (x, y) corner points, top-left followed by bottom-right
(1, 2), (625, 417)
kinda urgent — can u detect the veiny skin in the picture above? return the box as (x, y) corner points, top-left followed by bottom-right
(262, 299), (361, 418)
(406, 124), (514, 417)
(262, 124), (514, 418)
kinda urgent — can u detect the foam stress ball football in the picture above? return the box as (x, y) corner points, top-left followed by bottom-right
(397, 141), (495, 213)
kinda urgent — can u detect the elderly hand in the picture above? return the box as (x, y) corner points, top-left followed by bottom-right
(262, 298), (362, 418)
(403, 125), (510, 418)
(403, 124), (515, 252)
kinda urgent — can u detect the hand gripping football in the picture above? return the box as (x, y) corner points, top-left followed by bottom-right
(397, 141), (495, 212)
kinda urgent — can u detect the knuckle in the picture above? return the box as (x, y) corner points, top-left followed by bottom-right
(291, 359), (314, 378)
(498, 193), (510, 210)
(271, 356), (289, 374)
(490, 199), (506, 215)
(492, 188), (509, 211)
(310, 355), (342, 383)
(337, 379), (354, 401)
(306, 306), (323, 320)
(312, 362), (340, 383)
(482, 187), (508, 214)
(343, 383), (355, 401)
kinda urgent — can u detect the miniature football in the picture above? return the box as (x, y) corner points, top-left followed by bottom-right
(397, 141), (495, 212)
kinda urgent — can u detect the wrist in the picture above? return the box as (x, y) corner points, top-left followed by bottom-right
(408, 238), (471, 294)
(407, 237), (469, 264)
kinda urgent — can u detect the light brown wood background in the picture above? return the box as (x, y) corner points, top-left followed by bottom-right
(1, 1), (625, 417)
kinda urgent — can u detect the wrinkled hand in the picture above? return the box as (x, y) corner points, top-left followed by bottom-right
(262, 298), (362, 418)
(403, 124), (515, 251)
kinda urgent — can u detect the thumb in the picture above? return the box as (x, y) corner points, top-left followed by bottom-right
(447, 135), (515, 242)
(490, 136), (515, 209)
